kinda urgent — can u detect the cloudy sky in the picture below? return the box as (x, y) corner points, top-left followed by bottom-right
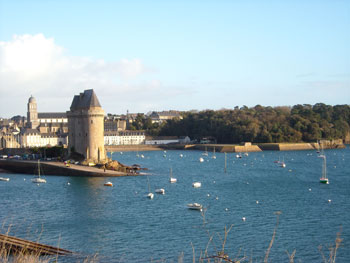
(0, 0), (349, 118)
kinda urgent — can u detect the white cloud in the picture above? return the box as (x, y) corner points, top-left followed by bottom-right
(0, 34), (160, 117)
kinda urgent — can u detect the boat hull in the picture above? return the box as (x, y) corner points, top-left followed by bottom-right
(320, 178), (329, 184)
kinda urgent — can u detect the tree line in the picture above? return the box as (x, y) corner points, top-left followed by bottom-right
(129, 103), (350, 144)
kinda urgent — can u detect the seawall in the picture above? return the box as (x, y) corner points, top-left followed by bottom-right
(0, 160), (130, 177)
(106, 141), (346, 153)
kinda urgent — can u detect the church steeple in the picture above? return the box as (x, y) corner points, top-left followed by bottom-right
(27, 95), (39, 129)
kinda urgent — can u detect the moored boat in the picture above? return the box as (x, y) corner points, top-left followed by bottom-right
(187, 203), (203, 211)
(192, 182), (201, 188)
(0, 177), (10, 181)
(318, 154), (329, 184)
(169, 167), (177, 183)
(155, 188), (165, 194)
(31, 160), (46, 183)
(104, 182), (113, 187)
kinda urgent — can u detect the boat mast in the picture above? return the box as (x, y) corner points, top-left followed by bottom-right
(38, 159), (40, 177)
(323, 156), (327, 179)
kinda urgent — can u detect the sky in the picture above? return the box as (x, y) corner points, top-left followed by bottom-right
(0, 0), (349, 118)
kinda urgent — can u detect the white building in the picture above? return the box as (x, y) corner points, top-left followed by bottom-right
(104, 130), (145, 145)
(21, 129), (67, 147)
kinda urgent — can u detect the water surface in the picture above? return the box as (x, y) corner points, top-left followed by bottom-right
(1, 148), (349, 262)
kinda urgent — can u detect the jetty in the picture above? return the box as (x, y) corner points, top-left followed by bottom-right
(0, 233), (72, 256)
(0, 159), (134, 177)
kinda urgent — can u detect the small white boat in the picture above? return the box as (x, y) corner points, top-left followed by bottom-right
(199, 157), (204, 163)
(155, 188), (165, 194)
(141, 154), (145, 158)
(0, 177), (10, 181)
(104, 182), (113, 187)
(32, 177), (47, 183)
(236, 153), (242, 158)
(192, 182), (201, 188)
(187, 203), (203, 211)
(147, 192), (154, 199)
(179, 154), (183, 158)
(31, 160), (46, 183)
(169, 167), (177, 183)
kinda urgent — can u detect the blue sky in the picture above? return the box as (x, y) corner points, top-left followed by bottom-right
(0, 0), (349, 118)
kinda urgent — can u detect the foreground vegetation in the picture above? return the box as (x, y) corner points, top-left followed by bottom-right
(130, 103), (350, 144)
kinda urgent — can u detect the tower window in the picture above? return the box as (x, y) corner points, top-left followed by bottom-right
(91, 120), (93, 124)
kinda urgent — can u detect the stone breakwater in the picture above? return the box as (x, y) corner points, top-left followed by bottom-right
(106, 140), (346, 153)
(0, 160), (130, 177)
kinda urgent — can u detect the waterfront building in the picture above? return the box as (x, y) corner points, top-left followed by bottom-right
(67, 89), (105, 162)
(0, 96), (69, 149)
(148, 110), (182, 123)
(104, 130), (145, 145)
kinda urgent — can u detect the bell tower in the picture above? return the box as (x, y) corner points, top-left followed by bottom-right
(27, 95), (39, 129)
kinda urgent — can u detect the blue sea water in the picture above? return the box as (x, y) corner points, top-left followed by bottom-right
(1, 147), (350, 262)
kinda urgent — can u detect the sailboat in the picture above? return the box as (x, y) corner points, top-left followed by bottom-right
(146, 176), (154, 199)
(212, 147), (216, 159)
(244, 145), (249, 156)
(136, 146), (140, 157)
(31, 160), (47, 183)
(316, 140), (321, 154)
(169, 167), (177, 183)
(318, 154), (329, 184)
(202, 146), (208, 156)
(279, 157), (286, 168)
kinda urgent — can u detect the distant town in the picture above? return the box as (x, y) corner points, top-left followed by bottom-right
(1, 93), (350, 152)
(0, 94), (189, 149)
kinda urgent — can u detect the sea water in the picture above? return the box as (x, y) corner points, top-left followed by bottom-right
(1, 147), (349, 262)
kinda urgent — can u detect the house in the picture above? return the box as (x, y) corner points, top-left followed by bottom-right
(148, 111), (182, 123)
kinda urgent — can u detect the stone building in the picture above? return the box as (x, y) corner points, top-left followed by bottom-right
(21, 96), (68, 147)
(67, 89), (105, 162)
(148, 110), (182, 123)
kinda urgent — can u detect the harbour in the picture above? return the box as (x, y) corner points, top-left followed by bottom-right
(0, 147), (349, 262)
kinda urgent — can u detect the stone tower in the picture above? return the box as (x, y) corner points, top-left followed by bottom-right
(27, 95), (39, 129)
(67, 89), (105, 163)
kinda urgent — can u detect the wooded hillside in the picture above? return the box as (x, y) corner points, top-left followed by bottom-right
(130, 103), (350, 144)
